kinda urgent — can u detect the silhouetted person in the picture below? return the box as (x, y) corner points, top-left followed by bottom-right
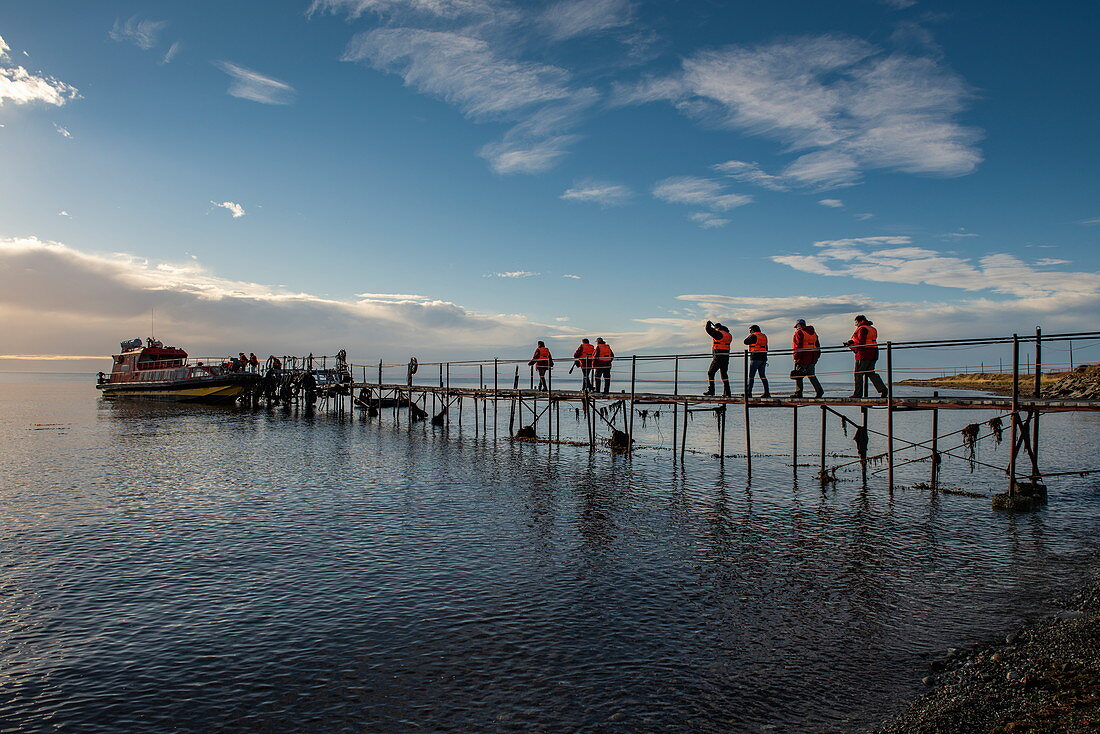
(744, 325), (771, 397)
(791, 319), (824, 398)
(593, 337), (614, 394)
(704, 320), (732, 396)
(573, 338), (596, 391)
(529, 340), (554, 390)
(846, 314), (888, 398)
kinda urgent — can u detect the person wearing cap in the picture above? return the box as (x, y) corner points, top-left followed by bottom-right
(593, 337), (614, 394)
(704, 320), (733, 396)
(790, 319), (824, 398)
(743, 325), (771, 398)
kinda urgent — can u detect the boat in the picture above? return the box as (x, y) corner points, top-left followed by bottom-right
(96, 338), (261, 403)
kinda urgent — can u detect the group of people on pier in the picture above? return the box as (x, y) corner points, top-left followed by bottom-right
(528, 314), (888, 398)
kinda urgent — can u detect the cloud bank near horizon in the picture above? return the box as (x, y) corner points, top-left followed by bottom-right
(1, 235), (1096, 368)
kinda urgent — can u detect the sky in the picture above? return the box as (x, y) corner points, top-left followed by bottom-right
(1, 0), (1098, 372)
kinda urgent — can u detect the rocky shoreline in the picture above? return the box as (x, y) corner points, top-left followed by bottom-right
(873, 578), (1100, 733)
(899, 364), (1100, 400)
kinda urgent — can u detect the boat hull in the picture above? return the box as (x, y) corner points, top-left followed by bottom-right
(96, 374), (261, 404)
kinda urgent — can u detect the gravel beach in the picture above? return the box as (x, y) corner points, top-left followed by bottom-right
(874, 577), (1100, 733)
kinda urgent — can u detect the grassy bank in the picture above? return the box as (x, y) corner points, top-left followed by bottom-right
(898, 371), (1067, 395)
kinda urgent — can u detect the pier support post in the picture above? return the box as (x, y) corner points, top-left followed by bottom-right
(719, 405), (726, 464)
(1032, 326), (1042, 480)
(861, 406), (869, 483)
(886, 341), (894, 493)
(931, 391), (940, 488)
(792, 405), (798, 475)
(743, 351), (752, 477)
(628, 355), (637, 451)
(1008, 333), (1020, 492)
(493, 359), (498, 440)
(680, 401), (689, 462)
(819, 405), (827, 483)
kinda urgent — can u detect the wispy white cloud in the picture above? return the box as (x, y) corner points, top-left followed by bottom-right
(212, 201), (246, 218)
(53, 123), (72, 138)
(308, 0), (500, 21)
(541, 0), (634, 41)
(819, 198), (844, 208)
(1035, 258), (1069, 266)
(162, 41), (182, 64)
(653, 176), (752, 212)
(940, 229), (978, 239)
(342, 28), (595, 174)
(855, 212), (874, 221)
(485, 270), (539, 278)
(711, 160), (788, 191)
(1080, 217), (1100, 226)
(58, 211), (70, 217)
(688, 212), (730, 229)
(561, 179), (632, 206)
(615, 33), (981, 189)
(109, 16), (168, 50)
(0, 35), (79, 107)
(561, 274), (582, 279)
(772, 236), (1100, 301)
(214, 61), (296, 105)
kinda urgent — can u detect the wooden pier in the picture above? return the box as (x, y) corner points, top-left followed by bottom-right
(253, 329), (1100, 510)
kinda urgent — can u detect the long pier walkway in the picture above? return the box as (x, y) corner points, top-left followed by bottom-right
(266, 329), (1100, 510)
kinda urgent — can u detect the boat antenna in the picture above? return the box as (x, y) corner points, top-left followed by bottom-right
(151, 307), (155, 340)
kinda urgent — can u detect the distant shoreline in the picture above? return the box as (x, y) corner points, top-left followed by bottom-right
(898, 371), (1069, 396)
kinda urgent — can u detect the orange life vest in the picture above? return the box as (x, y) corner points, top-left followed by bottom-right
(800, 331), (818, 350)
(577, 343), (595, 359)
(595, 343), (613, 363)
(712, 331), (733, 352)
(533, 346), (551, 360)
(749, 332), (769, 352)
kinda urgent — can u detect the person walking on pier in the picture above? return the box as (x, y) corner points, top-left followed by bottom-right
(594, 337), (614, 394)
(791, 320), (824, 398)
(846, 315), (888, 398)
(744, 325), (771, 398)
(573, 338), (596, 391)
(529, 341), (554, 391)
(704, 320), (733, 396)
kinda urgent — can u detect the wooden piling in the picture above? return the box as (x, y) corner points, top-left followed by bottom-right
(886, 341), (894, 492)
(792, 405), (798, 474)
(930, 391), (939, 488)
(1032, 326), (1041, 480)
(680, 401), (689, 462)
(743, 351), (752, 476)
(1008, 333), (1020, 492)
(628, 355), (637, 450)
(819, 405), (827, 481)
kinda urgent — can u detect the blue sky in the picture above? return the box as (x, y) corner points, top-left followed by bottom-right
(1, 0), (1098, 368)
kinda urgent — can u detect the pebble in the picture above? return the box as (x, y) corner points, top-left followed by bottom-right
(1006, 671), (1020, 682)
(921, 676), (935, 686)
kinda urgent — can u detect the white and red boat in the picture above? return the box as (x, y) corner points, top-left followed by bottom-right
(96, 338), (260, 403)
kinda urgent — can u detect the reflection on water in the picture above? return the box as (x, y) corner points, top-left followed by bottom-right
(0, 380), (1098, 732)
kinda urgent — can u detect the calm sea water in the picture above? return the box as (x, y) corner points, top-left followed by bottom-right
(1, 375), (1098, 732)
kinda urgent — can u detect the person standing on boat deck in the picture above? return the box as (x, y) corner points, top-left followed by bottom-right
(593, 338), (614, 394)
(248, 353), (259, 373)
(238, 353), (248, 373)
(573, 338), (596, 391)
(704, 321), (733, 396)
(529, 341), (554, 391)
(744, 325), (771, 398)
(846, 315), (888, 398)
(790, 320), (824, 398)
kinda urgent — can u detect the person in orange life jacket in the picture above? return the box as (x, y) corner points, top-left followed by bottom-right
(790, 319), (824, 398)
(248, 352), (260, 373)
(593, 337), (614, 394)
(573, 338), (596, 391)
(703, 320), (733, 396)
(845, 314), (888, 398)
(743, 325), (771, 398)
(528, 340), (554, 390)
